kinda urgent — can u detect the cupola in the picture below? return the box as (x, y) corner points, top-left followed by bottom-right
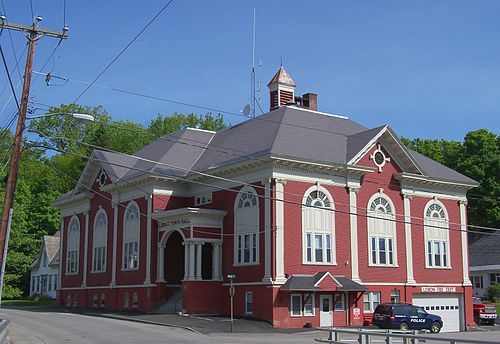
(267, 66), (296, 111)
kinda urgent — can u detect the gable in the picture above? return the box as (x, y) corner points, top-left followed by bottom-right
(348, 126), (423, 175)
(314, 272), (341, 291)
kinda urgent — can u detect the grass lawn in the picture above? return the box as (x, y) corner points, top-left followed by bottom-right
(1, 298), (55, 307)
(495, 303), (500, 314)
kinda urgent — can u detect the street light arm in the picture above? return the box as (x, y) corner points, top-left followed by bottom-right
(27, 113), (95, 123)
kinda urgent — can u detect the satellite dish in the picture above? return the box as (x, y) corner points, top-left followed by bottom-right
(241, 104), (251, 116)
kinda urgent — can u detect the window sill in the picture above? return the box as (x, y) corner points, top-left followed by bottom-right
(290, 314), (302, 317)
(65, 272), (78, 276)
(91, 270), (107, 274)
(425, 266), (452, 270)
(302, 262), (337, 266)
(368, 264), (399, 268)
(121, 267), (139, 272)
(233, 262), (259, 267)
(304, 313), (315, 317)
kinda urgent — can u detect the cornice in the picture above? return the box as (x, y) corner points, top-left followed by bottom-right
(395, 172), (479, 190)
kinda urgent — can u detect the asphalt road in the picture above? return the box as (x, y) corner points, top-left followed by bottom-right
(1, 308), (500, 344)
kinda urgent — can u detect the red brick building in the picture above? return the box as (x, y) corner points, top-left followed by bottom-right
(54, 67), (478, 332)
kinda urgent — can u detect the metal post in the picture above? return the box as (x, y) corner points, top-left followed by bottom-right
(230, 277), (234, 332)
(0, 209), (13, 305)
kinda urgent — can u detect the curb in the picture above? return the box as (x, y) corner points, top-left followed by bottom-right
(68, 310), (201, 335)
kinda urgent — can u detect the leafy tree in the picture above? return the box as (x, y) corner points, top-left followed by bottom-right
(148, 112), (226, 139)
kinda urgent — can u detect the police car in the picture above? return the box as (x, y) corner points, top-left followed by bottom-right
(372, 303), (443, 333)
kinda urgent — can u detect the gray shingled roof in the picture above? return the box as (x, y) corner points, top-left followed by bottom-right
(80, 106), (476, 187)
(30, 234), (60, 269)
(280, 272), (367, 292)
(469, 235), (500, 267)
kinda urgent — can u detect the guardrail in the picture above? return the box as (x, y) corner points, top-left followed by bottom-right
(315, 327), (500, 344)
(0, 319), (9, 344)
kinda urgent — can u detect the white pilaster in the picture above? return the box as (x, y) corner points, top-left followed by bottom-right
(111, 203), (118, 286)
(460, 200), (472, 286)
(262, 179), (272, 283)
(196, 243), (203, 280)
(188, 243), (195, 280)
(275, 179), (286, 283)
(183, 242), (189, 280)
(403, 193), (416, 285)
(82, 211), (89, 288)
(144, 194), (152, 285)
(348, 186), (361, 283)
(58, 216), (64, 290)
(157, 245), (165, 282)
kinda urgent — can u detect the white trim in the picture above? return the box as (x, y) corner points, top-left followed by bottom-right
(470, 265), (500, 271)
(348, 186), (361, 283)
(362, 282), (465, 287)
(304, 293), (316, 317)
(367, 193), (398, 267)
(91, 208), (108, 274)
(66, 215), (80, 275)
(59, 283), (157, 291)
(423, 199), (451, 269)
(459, 201), (472, 286)
(222, 281), (277, 286)
(185, 127), (216, 134)
(290, 293), (303, 317)
(111, 204), (118, 286)
(403, 195), (415, 284)
(82, 212), (89, 286)
(401, 187), (467, 201)
(275, 180), (286, 282)
(122, 201), (141, 271)
(263, 179), (272, 282)
(396, 172), (478, 189)
(234, 186), (260, 266)
(145, 194), (152, 285)
(284, 105), (348, 119)
(313, 272), (342, 288)
(245, 291), (253, 315)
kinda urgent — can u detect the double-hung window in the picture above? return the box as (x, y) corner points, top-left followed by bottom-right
(123, 203), (140, 270)
(245, 292), (253, 315)
(424, 202), (450, 268)
(66, 216), (80, 274)
(363, 292), (381, 313)
(368, 195), (396, 267)
(303, 188), (335, 265)
(92, 210), (108, 272)
(234, 188), (259, 265)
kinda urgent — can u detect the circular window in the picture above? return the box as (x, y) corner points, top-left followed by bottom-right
(98, 171), (107, 187)
(370, 145), (389, 172)
(374, 151), (385, 165)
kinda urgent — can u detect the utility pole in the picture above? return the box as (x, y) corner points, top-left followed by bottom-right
(0, 18), (67, 303)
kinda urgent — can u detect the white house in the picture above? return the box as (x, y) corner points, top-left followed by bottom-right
(29, 232), (60, 299)
(470, 234), (500, 299)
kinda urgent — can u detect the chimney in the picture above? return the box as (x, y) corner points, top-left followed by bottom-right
(301, 93), (317, 111)
(267, 66), (296, 111)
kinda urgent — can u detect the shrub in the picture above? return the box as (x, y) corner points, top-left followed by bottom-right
(487, 283), (500, 302)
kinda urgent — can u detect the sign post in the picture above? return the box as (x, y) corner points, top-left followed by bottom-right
(228, 274), (236, 332)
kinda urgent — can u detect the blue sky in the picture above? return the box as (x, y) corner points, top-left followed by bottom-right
(1, 0), (499, 141)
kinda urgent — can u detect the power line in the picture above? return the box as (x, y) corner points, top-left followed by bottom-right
(29, 0), (34, 20)
(73, 0), (175, 102)
(0, 42), (19, 110)
(30, 139), (500, 235)
(0, 44), (27, 100)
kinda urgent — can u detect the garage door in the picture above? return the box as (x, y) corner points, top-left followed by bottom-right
(412, 294), (462, 333)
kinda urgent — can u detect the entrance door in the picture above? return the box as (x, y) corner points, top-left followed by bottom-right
(320, 295), (333, 327)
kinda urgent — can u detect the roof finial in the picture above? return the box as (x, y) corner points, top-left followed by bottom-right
(280, 55), (283, 68)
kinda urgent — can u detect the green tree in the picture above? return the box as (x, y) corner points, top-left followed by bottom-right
(148, 112), (226, 139)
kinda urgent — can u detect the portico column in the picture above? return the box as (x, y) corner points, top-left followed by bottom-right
(403, 193), (416, 284)
(195, 242), (203, 280)
(460, 200), (472, 286)
(188, 242), (195, 280)
(348, 186), (361, 283)
(58, 216), (64, 291)
(212, 242), (221, 280)
(144, 194), (152, 285)
(157, 245), (165, 282)
(275, 179), (286, 283)
(82, 211), (89, 288)
(183, 242), (189, 280)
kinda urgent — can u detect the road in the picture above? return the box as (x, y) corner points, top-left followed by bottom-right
(1, 308), (500, 344)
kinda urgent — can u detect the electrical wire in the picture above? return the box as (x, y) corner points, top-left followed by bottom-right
(29, 0), (34, 21)
(73, 0), (176, 102)
(0, 42), (20, 110)
(29, 138), (500, 235)
(0, 45), (27, 100)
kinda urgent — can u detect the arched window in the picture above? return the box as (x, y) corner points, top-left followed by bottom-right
(92, 209), (108, 272)
(367, 194), (396, 266)
(234, 186), (259, 265)
(123, 202), (140, 270)
(302, 186), (335, 264)
(424, 201), (449, 268)
(66, 216), (80, 274)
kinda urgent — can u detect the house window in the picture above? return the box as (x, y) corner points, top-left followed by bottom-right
(42, 253), (47, 267)
(304, 294), (315, 316)
(36, 276), (40, 292)
(234, 187), (259, 265)
(303, 187), (335, 264)
(363, 292), (381, 313)
(54, 275), (58, 290)
(31, 277), (35, 292)
(65, 294), (71, 307)
(48, 275), (52, 292)
(123, 202), (140, 270)
(473, 276), (483, 289)
(490, 273), (500, 285)
(195, 193), (212, 206)
(391, 290), (400, 303)
(424, 202), (450, 268)
(72, 294), (78, 307)
(132, 292), (138, 308)
(66, 216), (80, 274)
(93, 294), (98, 307)
(334, 294), (345, 311)
(245, 292), (253, 315)
(290, 294), (302, 316)
(42, 275), (47, 293)
(123, 292), (129, 308)
(92, 209), (108, 272)
(368, 195), (396, 266)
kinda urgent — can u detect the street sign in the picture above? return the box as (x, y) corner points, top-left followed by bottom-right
(229, 285), (235, 297)
(227, 274), (236, 279)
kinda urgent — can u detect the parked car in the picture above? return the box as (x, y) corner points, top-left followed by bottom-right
(473, 297), (497, 325)
(373, 303), (443, 333)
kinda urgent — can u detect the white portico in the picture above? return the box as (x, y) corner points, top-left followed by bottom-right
(153, 208), (226, 284)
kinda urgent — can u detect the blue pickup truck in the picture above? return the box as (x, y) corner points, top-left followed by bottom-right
(372, 303), (443, 333)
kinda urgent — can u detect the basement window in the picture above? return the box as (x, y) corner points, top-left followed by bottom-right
(195, 193), (212, 206)
(132, 292), (138, 308)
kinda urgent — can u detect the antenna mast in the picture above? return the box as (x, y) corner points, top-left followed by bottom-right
(251, 8), (256, 118)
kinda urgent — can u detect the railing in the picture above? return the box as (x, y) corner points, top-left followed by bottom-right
(315, 327), (500, 344)
(0, 320), (9, 344)
(174, 295), (183, 314)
